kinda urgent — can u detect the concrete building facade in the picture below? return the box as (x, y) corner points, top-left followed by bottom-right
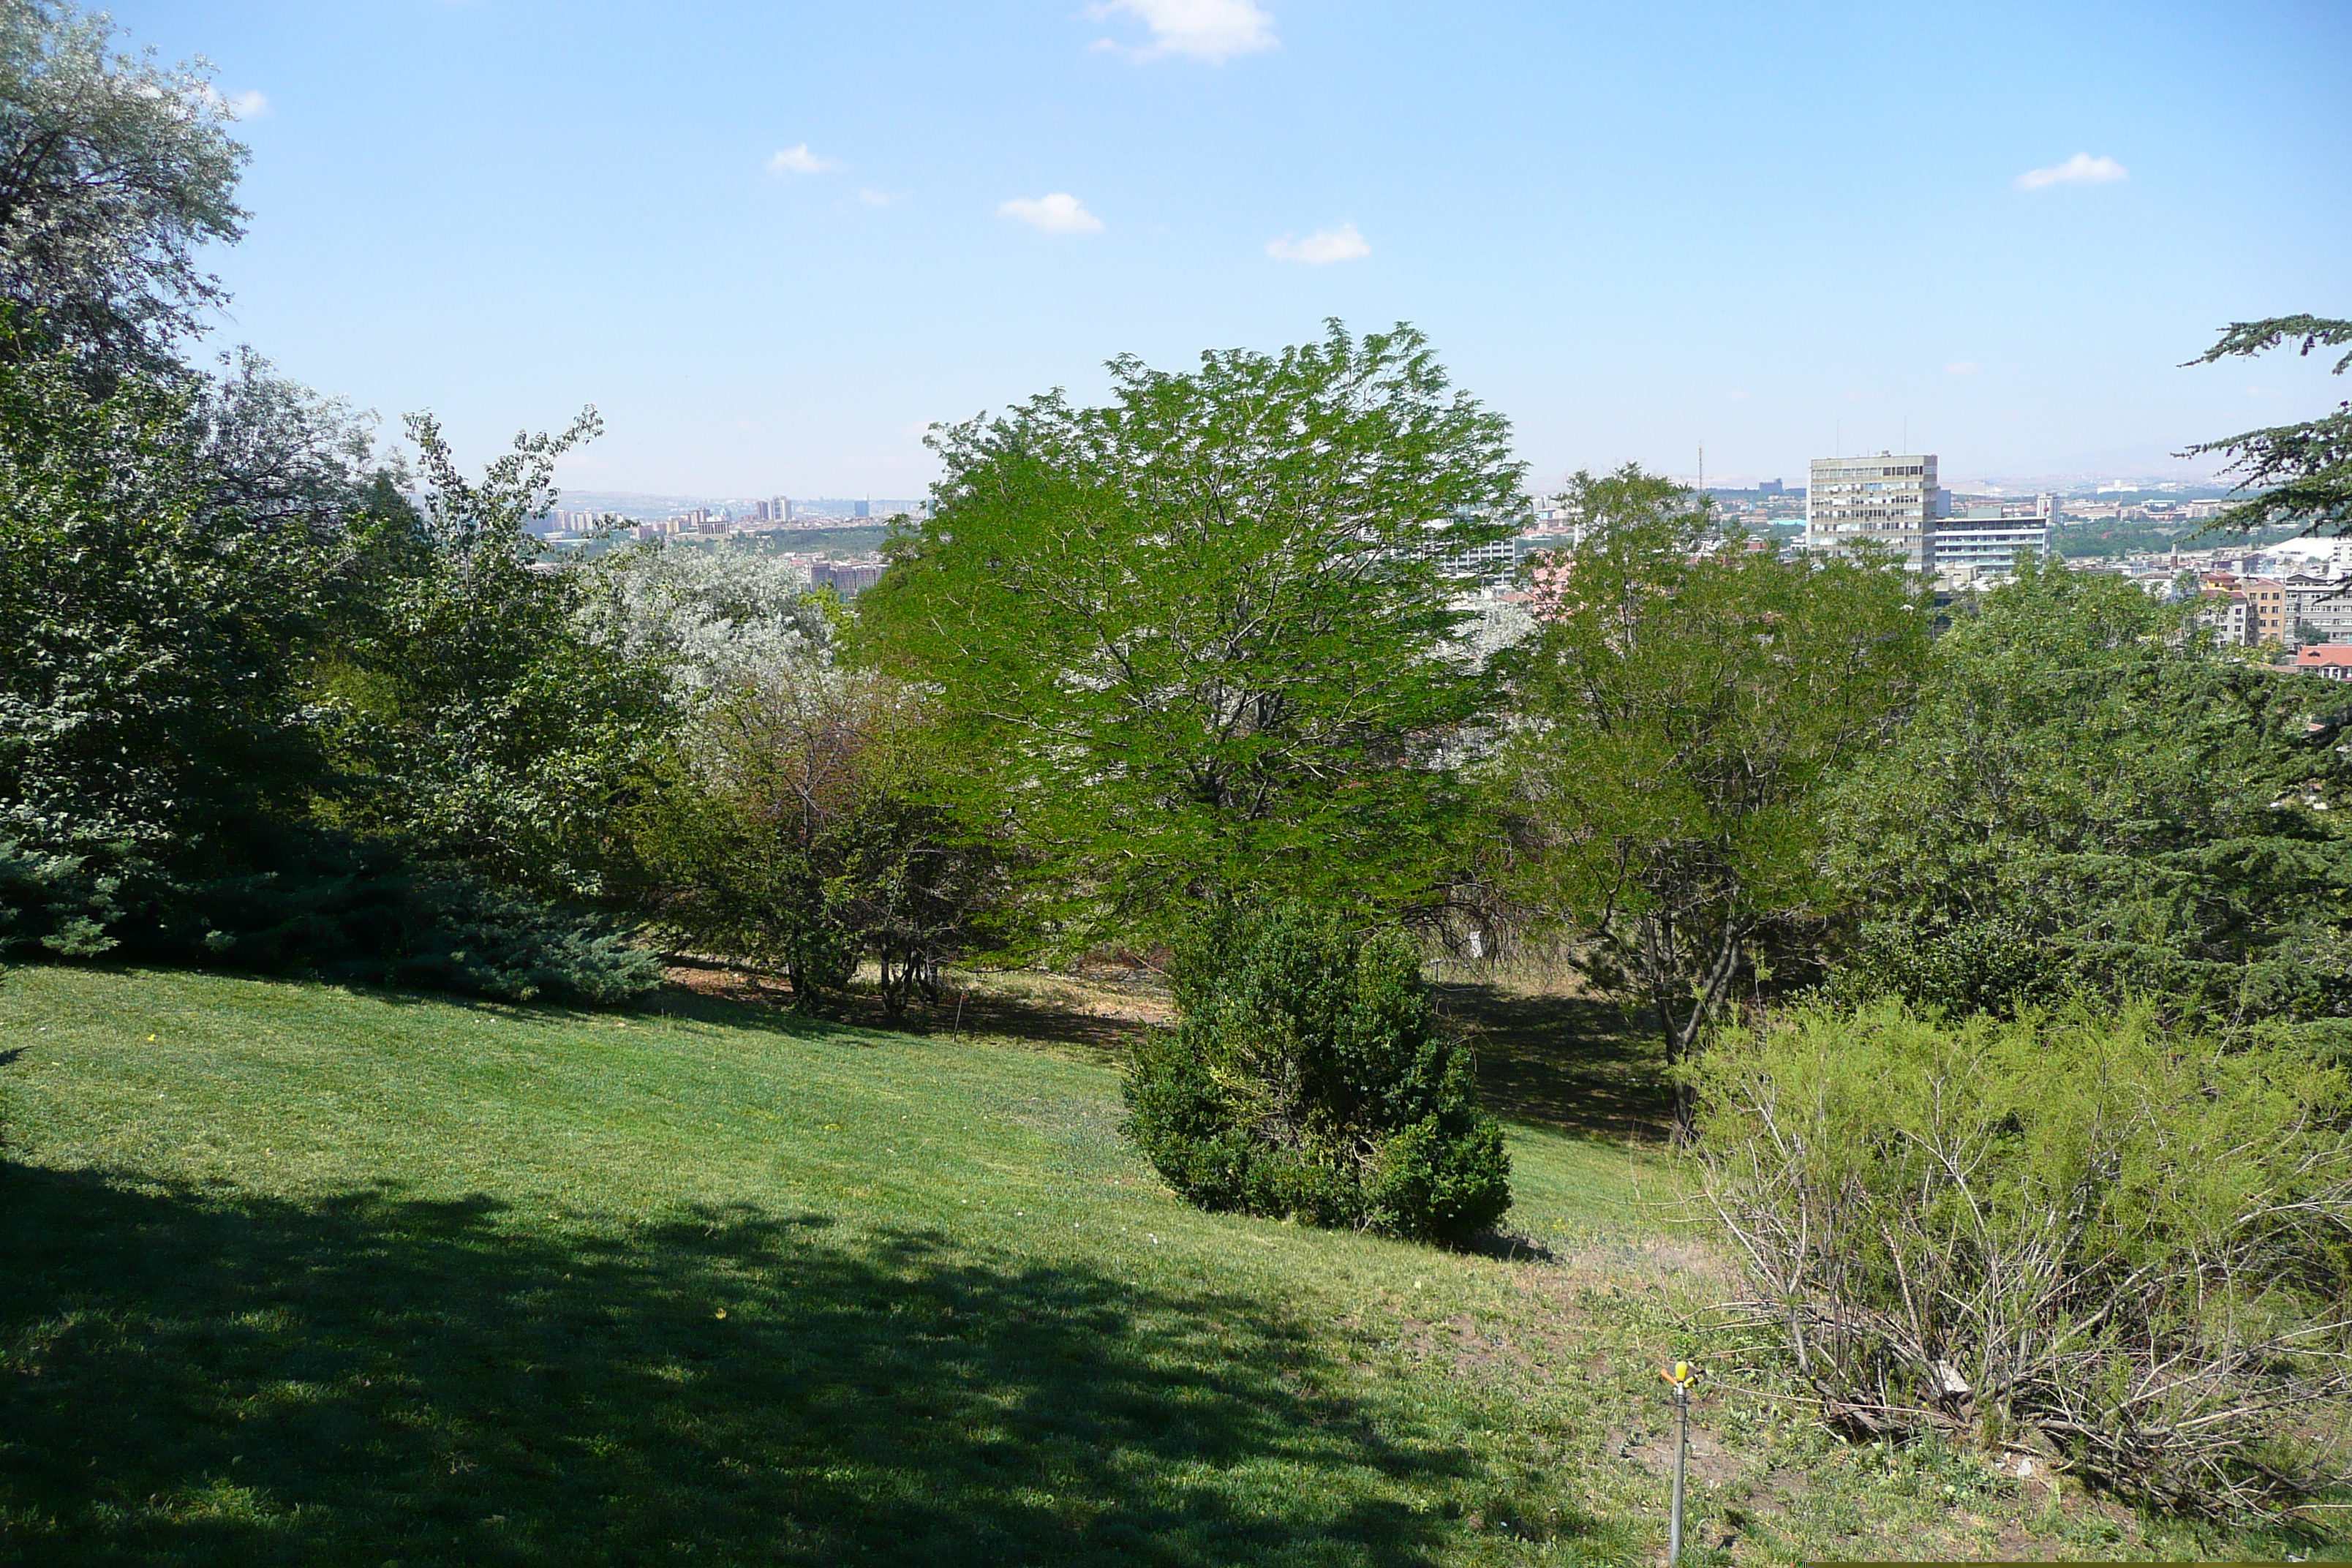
(1806, 453), (1938, 569)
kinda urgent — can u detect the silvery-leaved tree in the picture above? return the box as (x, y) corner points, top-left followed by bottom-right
(0, 1), (249, 370)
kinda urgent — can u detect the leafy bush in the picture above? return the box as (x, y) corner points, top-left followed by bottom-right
(1123, 902), (1509, 1243)
(1692, 1000), (2352, 1517)
(626, 665), (1006, 1012)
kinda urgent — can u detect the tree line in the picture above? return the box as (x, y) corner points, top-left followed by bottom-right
(7, 1), (2352, 1516)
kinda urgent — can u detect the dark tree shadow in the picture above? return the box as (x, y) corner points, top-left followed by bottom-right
(657, 964), (1154, 1061)
(1433, 983), (1674, 1144)
(0, 1164), (1602, 1566)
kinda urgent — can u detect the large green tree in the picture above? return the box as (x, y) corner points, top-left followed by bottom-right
(0, 331), (340, 950)
(2183, 314), (2352, 537)
(859, 320), (1523, 947)
(1492, 467), (1929, 1098)
(315, 410), (671, 901)
(1826, 559), (2352, 1041)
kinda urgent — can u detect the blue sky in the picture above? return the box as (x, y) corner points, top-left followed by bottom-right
(110, 0), (2352, 495)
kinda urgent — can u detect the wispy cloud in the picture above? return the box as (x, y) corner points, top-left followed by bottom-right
(1265, 222), (1368, 264)
(196, 84), (270, 119)
(2013, 152), (2127, 190)
(1086, 0), (1276, 62)
(767, 143), (840, 176)
(999, 192), (1104, 234)
(856, 188), (900, 208)
(1946, 361), (1980, 376)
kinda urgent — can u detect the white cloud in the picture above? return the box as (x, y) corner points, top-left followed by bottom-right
(1085, 0), (1276, 62)
(1946, 361), (1980, 376)
(998, 192), (1104, 233)
(1727, 389), (1752, 402)
(1265, 222), (1369, 264)
(195, 85), (269, 119)
(2013, 152), (2127, 190)
(767, 143), (840, 176)
(856, 188), (900, 207)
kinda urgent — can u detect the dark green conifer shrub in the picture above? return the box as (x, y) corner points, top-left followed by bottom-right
(1123, 902), (1509, 1243)
(0, 830), (662, 1006)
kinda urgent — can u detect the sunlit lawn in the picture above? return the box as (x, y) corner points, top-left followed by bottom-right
(0, 964), (2335, 1564)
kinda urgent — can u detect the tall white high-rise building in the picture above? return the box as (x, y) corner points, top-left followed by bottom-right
(1806, 453), (1938, 570)
(770, 495), (791, 524)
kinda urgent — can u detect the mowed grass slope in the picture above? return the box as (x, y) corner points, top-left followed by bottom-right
(0, 965), (2331, 1566)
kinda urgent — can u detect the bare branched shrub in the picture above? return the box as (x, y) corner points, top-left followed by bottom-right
(1692, 1001), (2352, 1518)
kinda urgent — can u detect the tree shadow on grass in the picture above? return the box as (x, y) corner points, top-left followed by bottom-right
(0, 1164), (1606, 1566)
(657, 962), (1150, 1063)
(1433, 984), (1673, 1145)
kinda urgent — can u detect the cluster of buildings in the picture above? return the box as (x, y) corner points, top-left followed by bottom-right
(535, 460), (2332, 645)
(2179, 565), (2352, 654)
(532, 497), (930, 544)
(1801, 453), (2060, 584)
(807, 559), (885, 598)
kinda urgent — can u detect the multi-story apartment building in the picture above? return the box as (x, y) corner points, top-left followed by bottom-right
(2239, 576), (2289, 644)
(2197, 589), (2254, 647)
(1806, 453), (1937, 570)
(1934, 516), (2046, 579)
(810, 560), (885, 598)
(2282, 576), (2352, 645)
(2200, 573), (2299, 646)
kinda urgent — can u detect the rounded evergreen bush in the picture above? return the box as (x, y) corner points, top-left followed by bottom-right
(1123, 902), (1509, 1243)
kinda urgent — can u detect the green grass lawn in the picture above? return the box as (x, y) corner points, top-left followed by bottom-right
(0, 964), (2337, 1565)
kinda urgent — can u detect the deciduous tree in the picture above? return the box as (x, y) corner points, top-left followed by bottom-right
(0, 1), (249, 368)
(1492, 467), (1927, 1120)
(859, 320), (1523, 948)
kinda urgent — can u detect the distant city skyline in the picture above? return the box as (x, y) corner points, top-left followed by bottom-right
(107, 1), (2351, 495)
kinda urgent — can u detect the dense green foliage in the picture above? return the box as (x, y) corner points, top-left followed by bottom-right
(1694, 1001), (2352, 1515)
(314, 412), (671, 902)
(1491, 467), (1930, 1082)
(2051, 519), (2307, 560)
(861, 321), (1523, 950)
(627, 664), (1007, 1011)
(0, 334), (328, 941)
(0, 337), (664, 1001)
(0, 6), (673, 1003)
(1825, 560), (2352, 1043)
(1123, 902), (1510, 1243)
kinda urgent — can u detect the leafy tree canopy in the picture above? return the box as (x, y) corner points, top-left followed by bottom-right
(0, 1), (248, 367)
(859, 320), (1524, 949)
(314, 409), (672, 901)
(1492, 467), (1929, 1083)
(1827, 559), (2352, 1042)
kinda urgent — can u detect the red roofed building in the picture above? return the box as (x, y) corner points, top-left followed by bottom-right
(2296, 644), (2352, 680)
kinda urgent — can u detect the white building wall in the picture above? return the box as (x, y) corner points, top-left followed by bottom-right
(1806, 454), (1939, 570)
